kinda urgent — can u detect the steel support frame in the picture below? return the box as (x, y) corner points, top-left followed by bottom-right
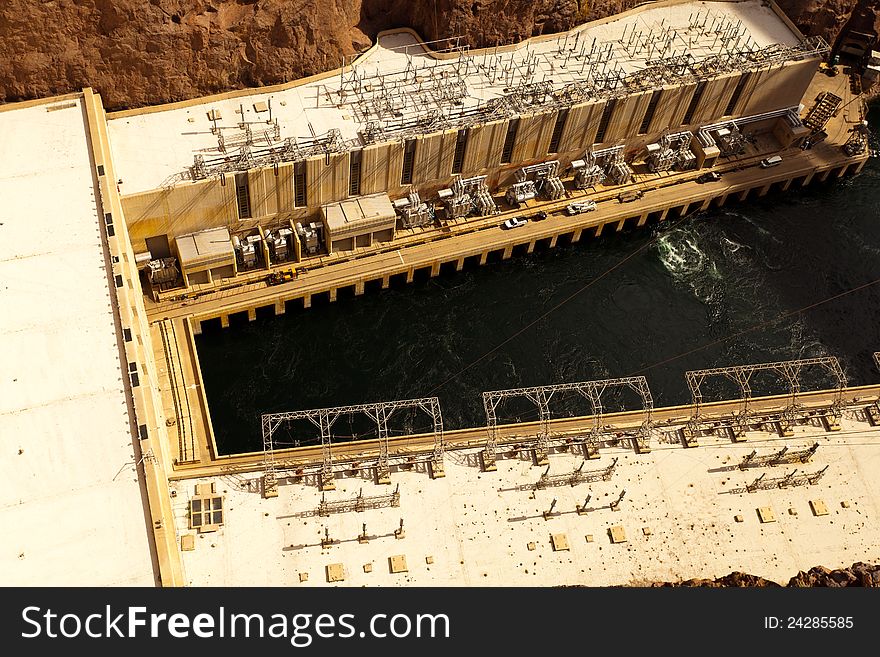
(481, 376), (654, 470)
(260, 396), (444, 489)
(685, 357), (848, 436)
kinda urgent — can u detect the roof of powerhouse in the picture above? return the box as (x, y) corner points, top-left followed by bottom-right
(105, 0), (804, 196)
(0, 96), (156, 585)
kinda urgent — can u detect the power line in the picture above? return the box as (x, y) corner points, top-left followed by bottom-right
(426, 213), (880, 398)
(627, 276), (880, 376)
(426, 211), (695, 395)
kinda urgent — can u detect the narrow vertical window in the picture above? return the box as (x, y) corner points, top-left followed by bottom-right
(640, 90), (662, 134)
(451, 129), (469, 174)
(683, 80), (707, 125)
(548, 109), (569, 153)
(595, 99), (616, 143)
(401, 139), (416, 185)
(294, 162), (307, 207)
(234, 172), (251, 219)
(725, 75), (749, 116)
(349, 149), (362, 197)
(500, 118), (519, 164)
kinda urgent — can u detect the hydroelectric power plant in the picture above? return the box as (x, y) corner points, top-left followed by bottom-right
(2, 0), (880, 587)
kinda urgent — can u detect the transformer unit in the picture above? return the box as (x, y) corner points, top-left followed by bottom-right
(516, 160), (565, 201)
(677, 149), (697, 170)
(393, 191), (434, 228)
(265, 228), (293, 263)
(146, 257), (179, 288)
(505, 180), (537, 206)
(606, 161), (632, 185)
(472, 189), (497, 216)
(441, 175), (498, 220)
(440, 189), (471, 220)
(711, 123), (747, 157)
(645, 131), (695, 173)
(295, 221), (322, 255)
(233, 234), (261, 269)
(577, 145), (629, 187)
(570, 159), (606, 189)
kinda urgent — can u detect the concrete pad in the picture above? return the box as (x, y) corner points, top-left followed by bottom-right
(326, 563), (345, 582)
(609, 526), (627, 544)
(551, 534), (570, 551)
(809, 500), (828, 516)
(757, 507), (777, 523)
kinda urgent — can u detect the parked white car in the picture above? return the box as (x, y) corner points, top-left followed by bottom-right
(501, 216), (529, 229)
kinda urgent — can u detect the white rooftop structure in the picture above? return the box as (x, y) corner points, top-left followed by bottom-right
(0, 96), (156, 585)
(106, 0), (811, 195)
(322, 193), (397, 239)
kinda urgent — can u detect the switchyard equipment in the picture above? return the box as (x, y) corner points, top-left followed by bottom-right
(317, 485), (400, 517)
(146, 257), (179, 289)
(738, 443), (820, 470)
(265, 228), (293, 263)
(295, 221), (322, 255)
(440, 175), (497, 220)
(261, 397), (445, 497)
(481, 376), (654, 471)
(505, 181), (537, 206)
(515, 161), (565, 201)
(232, 233), (262, 270)
(743, 466), (829, 493)
(645, 131), (696, 172)
(708, 123), (748, 157)
(684, 357), (848, 443)
(309, 7), (830, 151)
(393, 191), (434, 228)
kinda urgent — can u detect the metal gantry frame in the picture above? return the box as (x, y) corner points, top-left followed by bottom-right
(261, 396), (444, 495)
(481, 376), (654, 470)
(685, 357), (848, 435)
(164, 10), (830, 185)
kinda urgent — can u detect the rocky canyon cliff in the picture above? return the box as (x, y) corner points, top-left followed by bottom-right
(0, 1), (878, 110)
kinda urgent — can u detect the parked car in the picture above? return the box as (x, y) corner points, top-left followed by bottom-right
(696, 171), (722, 183)
(501, 216), (528, 229)
(566, 201), (597, 215)
(760, 155), (783, 168)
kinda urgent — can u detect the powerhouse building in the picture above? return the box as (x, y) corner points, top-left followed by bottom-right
(105, 0), (825, 289)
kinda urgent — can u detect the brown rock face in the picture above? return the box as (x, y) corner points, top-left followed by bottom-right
(651, 562), (880, 587)
(0, 1), (877, 110)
